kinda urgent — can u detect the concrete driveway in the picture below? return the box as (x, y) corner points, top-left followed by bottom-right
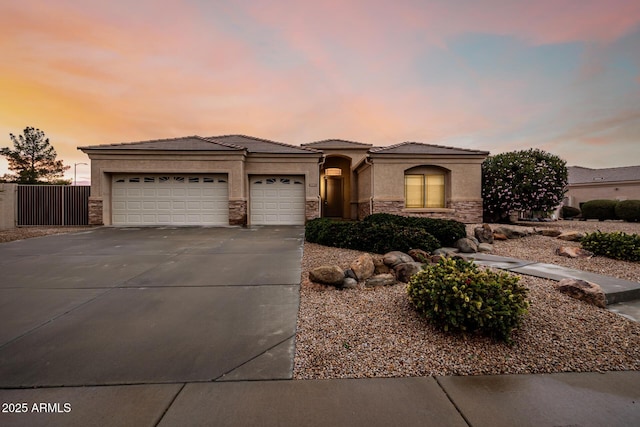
(0, 226), (304, 388)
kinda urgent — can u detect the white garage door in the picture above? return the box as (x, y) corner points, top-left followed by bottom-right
(112, 174), (229, 226)
(250, 176), (305, 225)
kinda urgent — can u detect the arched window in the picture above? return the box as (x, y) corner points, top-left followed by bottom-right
(404, 167), (446, 208)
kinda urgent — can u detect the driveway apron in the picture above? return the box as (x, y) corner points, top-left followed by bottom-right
(0, 226), (304, 387)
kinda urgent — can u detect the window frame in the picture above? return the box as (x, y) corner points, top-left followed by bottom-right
(404, 173), (446, 209)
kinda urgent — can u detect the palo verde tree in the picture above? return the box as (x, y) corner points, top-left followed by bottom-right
(1, 127), (70, 184)
(482, 148), (567, 223)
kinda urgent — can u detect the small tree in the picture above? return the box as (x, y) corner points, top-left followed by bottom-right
(482, 148), (567, 223)
(1, 127), (70, 184)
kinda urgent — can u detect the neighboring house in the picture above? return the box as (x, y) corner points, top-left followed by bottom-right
(78, 135), (488, 226)
(565, 166), (640, 208)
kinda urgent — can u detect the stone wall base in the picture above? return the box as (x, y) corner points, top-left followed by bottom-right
(229, 200), (247, 226)
(357, 202), (371, 220)
(88, 197), (104, 225)
(369, 199), (483, 223)
(306, 200), (320, 221)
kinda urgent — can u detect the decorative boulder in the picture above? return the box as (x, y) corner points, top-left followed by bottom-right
(383, 251), (414, 268)
(394, 262), (423, 283)
(344, 269), (357, 280)
(494, 226), (528, 239)
(474, 224), (494, 244)
(478, 243), (493, 253)
(372, 254), (392, 275)
(493, 232), (508, 241)
(456, 237), (478, 253)
(342, 278), (358, 289)
(408, 249), (430, 263)
(557, 231), (585, 242)
(433, 247), (459, 257)
(350, 254), (375, 281)
(365, 274), (397, 287)
(555, 278), (606, 308)
(309, 265), (344, 286)
(556, 247), (594, 259)
(540, 229), (562, 237)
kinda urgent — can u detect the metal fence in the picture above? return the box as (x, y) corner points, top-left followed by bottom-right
(17, 185), (90, 226)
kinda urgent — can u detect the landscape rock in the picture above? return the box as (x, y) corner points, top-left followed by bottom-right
(383, 251), (414, 268)
(394, 262), (423, 283)
(478, 243), (494, 253)
(365, 273), (397, 287)
(408, 248), (430, 263)
(540, 229), (563, 237)
(494, 226), (530, 239)
(493, 232), (508, 241)
(344, 269), (357, 280)
(433, 247), (459, 257)
(555, 278), (606, 308)
(474, 224), (494, 244)
(350, 254), (375, 281)
(456, 237), (478, 253)
(370, 255), (390, 275)
(556, 247), (594, 259)
(342, 278), (358, 289)
(557, 231), (585, 242)
(309, 265), (344, 286)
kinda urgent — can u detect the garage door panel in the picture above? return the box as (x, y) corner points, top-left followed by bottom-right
(250, 175), (305, 225)
(112, 174), (229, 226)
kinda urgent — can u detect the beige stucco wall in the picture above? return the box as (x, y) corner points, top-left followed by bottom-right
(370, 156), (484, 202)
(84, 151), (322, 225)
(566, 181), (640, 208)
(0, 183), (17, 230)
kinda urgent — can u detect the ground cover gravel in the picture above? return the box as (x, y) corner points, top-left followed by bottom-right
(0, 226), (90, 243)
(294, 220), (640, 379)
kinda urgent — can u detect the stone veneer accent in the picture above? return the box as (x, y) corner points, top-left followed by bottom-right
(370, 199), (483, 223)
(357, 202), (372, 220)
(229, 200), (247, 225)
(306, 200), (320, 221)
(88, 197), (103, 225)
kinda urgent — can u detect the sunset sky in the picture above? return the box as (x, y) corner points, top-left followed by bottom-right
(1, 0), (639, 183)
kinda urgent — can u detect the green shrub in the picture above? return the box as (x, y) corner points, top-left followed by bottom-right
(581, 200), (618, 221)
(305, 217), (441, 254)
(407, 258), (529, 343)
(363, 213), (466, 247)
(561, 205), (581, 219)
(581, 231), (640, 262)
(615, 200), (640, 222)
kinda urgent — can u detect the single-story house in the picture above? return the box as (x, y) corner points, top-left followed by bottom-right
(78, 135), (488, 226)
(565, 165), (640, 208)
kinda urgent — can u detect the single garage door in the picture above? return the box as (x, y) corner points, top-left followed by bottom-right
(250, 176), (305, 225)
(112, 174), (229, 226)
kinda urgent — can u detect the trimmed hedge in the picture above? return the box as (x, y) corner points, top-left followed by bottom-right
(362, 213), (466, 247)
(305, 214), (456, 254)
(407, 257), (529, 343)
(581, 231), (640, 262)
(615, 200), (640, 222)
(561, 205), (581, 219)
(581, 200), (618, 221)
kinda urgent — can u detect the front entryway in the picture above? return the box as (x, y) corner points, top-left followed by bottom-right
(324, 177), (343, 217)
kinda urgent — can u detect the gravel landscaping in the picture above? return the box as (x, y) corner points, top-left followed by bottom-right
(294, 220), (640, 379)
(0, 226), (91, 243)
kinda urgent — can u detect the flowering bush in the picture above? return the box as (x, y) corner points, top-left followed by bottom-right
(482, 148), (568, 222)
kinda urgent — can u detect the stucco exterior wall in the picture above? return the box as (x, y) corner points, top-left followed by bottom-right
(0, 183), (17, 230)
(566, 182), (640, 208)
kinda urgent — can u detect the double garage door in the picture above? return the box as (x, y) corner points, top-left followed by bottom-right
(112, 174), (305, 226)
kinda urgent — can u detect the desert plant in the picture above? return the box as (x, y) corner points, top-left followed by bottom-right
(581, 200), (618, 221)
(407, 257), (529, 343)
(615, 200), (640, 222)
(581, 231), (640, 262)
(363, 213), (465, 247)
(561, 205), (581, 219)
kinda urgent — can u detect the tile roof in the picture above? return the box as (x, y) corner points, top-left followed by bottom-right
(78, 136), (241, 151)
(302, 139), (373, 149)
(209, 135), (320, 154)
(568, 166), (640, 184)
(369, 141), (489, 155)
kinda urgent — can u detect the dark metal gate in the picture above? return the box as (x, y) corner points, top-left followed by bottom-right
(17, 185), (90, 226)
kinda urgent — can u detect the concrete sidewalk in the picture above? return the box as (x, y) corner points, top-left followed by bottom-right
(1, 371), (639, 426)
